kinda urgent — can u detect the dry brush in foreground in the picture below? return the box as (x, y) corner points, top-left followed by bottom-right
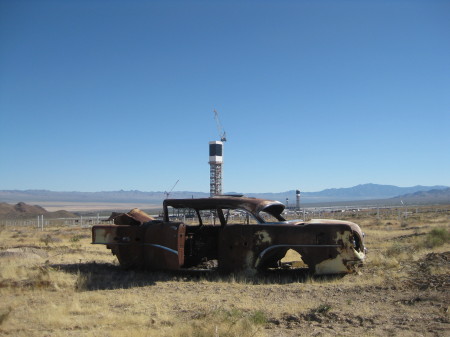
(0, 207), (449, 336)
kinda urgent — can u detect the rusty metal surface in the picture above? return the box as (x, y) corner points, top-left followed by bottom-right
(92, 225), (147, 268)
(143, 222), (185, 270)
(217, 222), (364, 274)
(92, 197), (366, 275)
(163, 196), (285, 222)
(108, 208), (154, 226)
(92, 222), (185, 270)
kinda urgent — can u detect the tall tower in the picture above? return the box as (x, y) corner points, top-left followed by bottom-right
(209, 141), (223, 196)
(209, 110), (227, 197)
(296, 189), (301, 210)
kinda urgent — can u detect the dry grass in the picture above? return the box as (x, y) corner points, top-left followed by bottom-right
(0, 205), (449, 336)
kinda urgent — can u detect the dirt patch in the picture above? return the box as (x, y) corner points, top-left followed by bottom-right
(404, 251), (450, 291)
(270, 310), (379, 332)
(0, 247), (48, 260)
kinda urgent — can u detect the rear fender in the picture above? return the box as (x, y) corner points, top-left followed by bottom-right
(143, 222), (186, 270)
(92, 223), (186, 270)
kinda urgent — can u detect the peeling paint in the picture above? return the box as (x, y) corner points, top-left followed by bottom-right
(314, 231), (365, 274)
(254, 230), (272, 245)
(92, 228), (114, 244)
(315, 255), (348, 274)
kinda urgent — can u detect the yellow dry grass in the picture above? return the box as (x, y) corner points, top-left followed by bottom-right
(0, 205), (449, 336)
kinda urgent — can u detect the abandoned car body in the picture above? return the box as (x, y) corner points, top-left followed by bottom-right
(92, 196), (366, 275)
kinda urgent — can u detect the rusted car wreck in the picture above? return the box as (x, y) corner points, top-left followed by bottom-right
(92, 196), (366, 275)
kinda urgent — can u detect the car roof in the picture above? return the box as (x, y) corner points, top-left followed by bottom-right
(163, 196), (285, 218)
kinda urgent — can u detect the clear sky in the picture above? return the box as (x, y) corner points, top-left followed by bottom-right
(0, 0), (449, 193)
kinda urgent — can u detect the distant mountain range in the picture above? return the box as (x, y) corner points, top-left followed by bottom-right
(389, 187), (450, 204)
(0, 202), (76, 219)
(247, 184), (450, 203)
(0, 184), (448, 205)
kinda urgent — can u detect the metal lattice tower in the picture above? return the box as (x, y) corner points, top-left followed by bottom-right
(209, 163), (222, 196)
(209, 141), (223, 197)
(209, 110), (226, 197)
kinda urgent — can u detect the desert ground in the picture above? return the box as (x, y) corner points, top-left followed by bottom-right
(0, 206), (449, 337)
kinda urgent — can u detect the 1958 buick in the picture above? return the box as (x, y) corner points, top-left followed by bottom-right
(92, 196), (366, 275)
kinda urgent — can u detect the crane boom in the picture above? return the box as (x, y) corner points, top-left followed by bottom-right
(214, 109), (227, 142)
(164, 179), (179, 199)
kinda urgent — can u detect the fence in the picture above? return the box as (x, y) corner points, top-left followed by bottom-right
(0, 215), (113, 229)
(284, 204), (450, 221)
(1, 205), (449, 228)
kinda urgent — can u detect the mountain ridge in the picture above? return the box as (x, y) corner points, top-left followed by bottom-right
(0, 202), (77, 218)
(0, 184), (448, 204)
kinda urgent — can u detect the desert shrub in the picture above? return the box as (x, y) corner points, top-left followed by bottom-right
(0, 307), (12, 326)
(249, 310), (268, 325)
(40, 234), (61, 246)
(70, 234), (84, 242)
(385, 242), (404, 257)
(40, 234), (53, 246)
(11, 230), (24, 238)
(371, 218), (383, 226)
(368, 253), (400, 269)
(75, 271), (92, 291)
(424, 228), (450, 248)
(311, 303), (332, 314)
(177, 308), (267, 337)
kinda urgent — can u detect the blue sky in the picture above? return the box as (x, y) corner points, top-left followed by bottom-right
(0, 0), (449, 193)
